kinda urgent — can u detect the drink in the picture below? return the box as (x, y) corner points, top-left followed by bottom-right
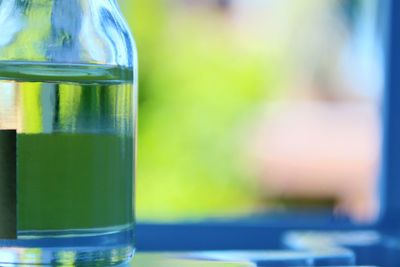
(0, 61), (135, 265)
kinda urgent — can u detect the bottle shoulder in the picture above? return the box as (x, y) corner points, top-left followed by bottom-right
(0, 0), (136, 67)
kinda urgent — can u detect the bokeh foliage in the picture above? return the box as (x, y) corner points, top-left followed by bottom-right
(120, 0), (285, 221)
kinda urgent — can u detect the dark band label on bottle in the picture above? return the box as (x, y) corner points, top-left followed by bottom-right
(0, 130), (17, 239)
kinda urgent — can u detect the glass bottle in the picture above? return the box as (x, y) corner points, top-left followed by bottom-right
(0, 0), (137, 265)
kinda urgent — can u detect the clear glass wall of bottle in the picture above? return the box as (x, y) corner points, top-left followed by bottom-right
(0, 0), (137, 265)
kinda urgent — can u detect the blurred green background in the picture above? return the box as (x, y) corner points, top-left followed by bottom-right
(122, 0), (274, 221)
(119, 0), (383, 222)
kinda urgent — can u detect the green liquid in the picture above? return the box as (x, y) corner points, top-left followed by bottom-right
(0, 62), (134, 234)
(18, 133), (133, 231)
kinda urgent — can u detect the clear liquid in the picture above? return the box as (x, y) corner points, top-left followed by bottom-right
(0, 61), (135, 266)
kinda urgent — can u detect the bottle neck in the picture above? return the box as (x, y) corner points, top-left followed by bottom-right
(11, 0), (119, 18)
(0, 0), (133, 66)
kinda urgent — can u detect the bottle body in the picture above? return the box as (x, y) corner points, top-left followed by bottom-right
(0, 1), (136, 265)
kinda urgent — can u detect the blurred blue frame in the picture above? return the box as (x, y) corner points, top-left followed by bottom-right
(136, 0), (397, 252)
